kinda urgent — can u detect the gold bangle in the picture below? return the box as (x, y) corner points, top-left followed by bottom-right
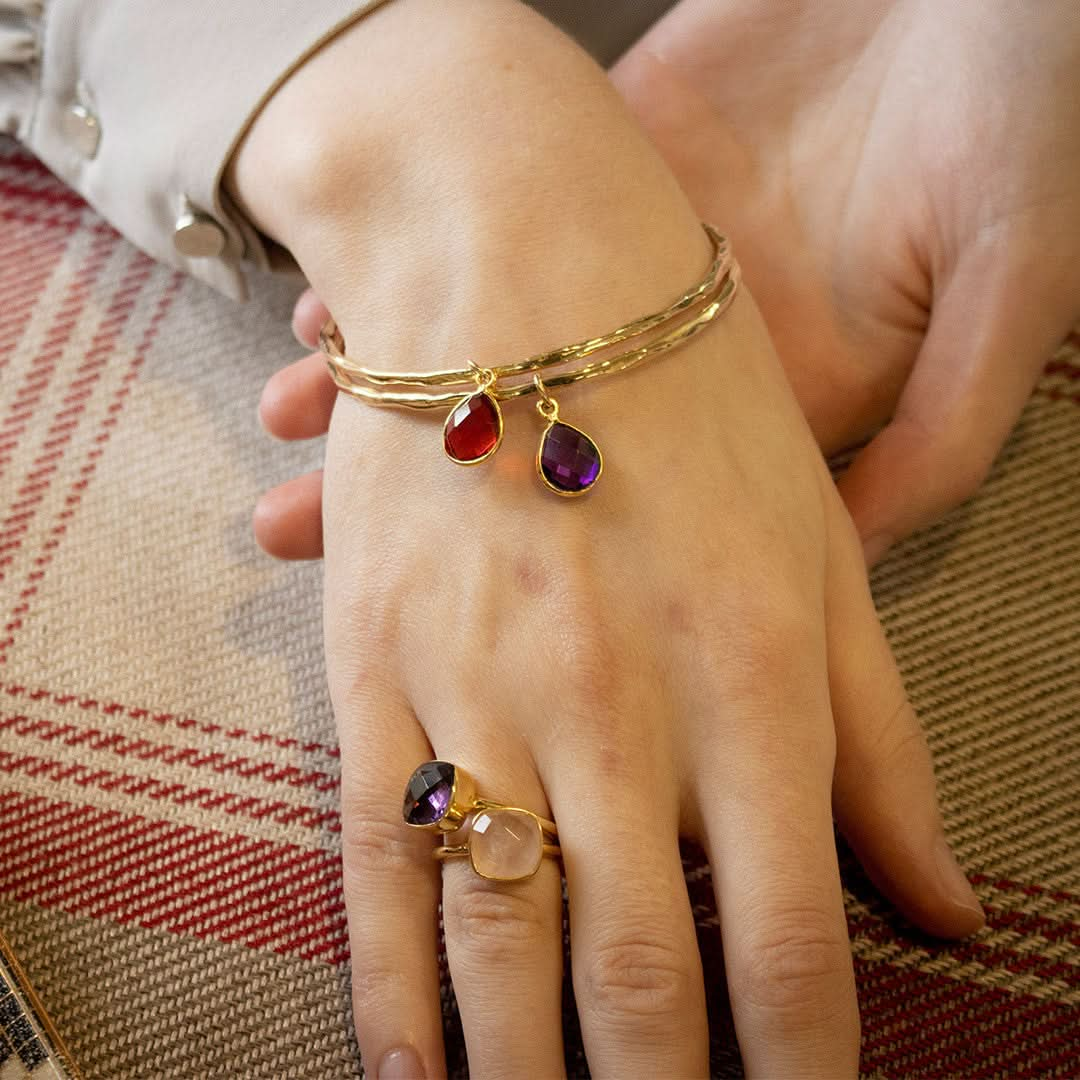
(320, 223), (733, 391)
(320, 223), (740, 495)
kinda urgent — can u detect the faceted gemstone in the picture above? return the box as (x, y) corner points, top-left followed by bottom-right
(402, 761), (456, 826)
(443, 392), (502, 463)
(538, 422), (602, 494)
(469, 808), (544, 881)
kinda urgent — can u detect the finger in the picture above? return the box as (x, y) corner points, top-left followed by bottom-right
(252, 471), (324, 560)
(825, 501), (985, 938)
(431, 730), (566, 1079)
(697, 633), (860, 1078)
(336, 686), (447, 1080)
(259, 351), (338, 441)
(543, 705), (709, 1078)
(292, 287), (331, 349)
(838, 241), (1080, 565)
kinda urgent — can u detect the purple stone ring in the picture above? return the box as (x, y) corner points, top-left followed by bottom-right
(402, 761), (478, 833)
(402, 761), (561, 882)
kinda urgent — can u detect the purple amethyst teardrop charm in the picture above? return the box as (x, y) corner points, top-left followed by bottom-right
(532, 374), (603, 496)
(537, 421), (603, 495)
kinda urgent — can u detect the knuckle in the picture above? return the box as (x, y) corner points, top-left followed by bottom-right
(444, 876), (550, 960)
(350, 958), (411, 1020)
(341, 813), (419, 882)
(731, 908), (853, 1017)
(580, 934), (697, 1025)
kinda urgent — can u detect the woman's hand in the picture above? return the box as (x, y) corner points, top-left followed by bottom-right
(611, 0), (1080, 563)
(255, 0), (1080, 566)
(227, 2), (983, 1075)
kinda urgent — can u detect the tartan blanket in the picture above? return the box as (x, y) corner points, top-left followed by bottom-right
(1, 136), (1077, 1078)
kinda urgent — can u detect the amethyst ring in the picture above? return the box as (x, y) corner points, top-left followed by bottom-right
(402, 761), (560, 883)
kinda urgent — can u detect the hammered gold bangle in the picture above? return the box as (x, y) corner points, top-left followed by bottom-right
(320, 222), (740, 495)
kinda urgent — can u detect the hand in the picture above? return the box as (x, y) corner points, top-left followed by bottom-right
(609, 0), (1080, 563)
(227, 3), (984, 1075)
(253, 0), (1080, 566)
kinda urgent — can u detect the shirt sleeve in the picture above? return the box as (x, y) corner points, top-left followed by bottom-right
(0, 0), (393, 301)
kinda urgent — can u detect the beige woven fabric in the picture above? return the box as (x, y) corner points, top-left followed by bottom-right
(0, 136), (1077, 1077)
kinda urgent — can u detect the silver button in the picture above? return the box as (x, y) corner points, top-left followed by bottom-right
(173, 197), (227, 258)
(61, 103), (100, 159)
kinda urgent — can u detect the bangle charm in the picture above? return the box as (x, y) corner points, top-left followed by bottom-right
(533, 374), (603, 495)
(443, 364), (504, 465)
(321, 223), (740, 495)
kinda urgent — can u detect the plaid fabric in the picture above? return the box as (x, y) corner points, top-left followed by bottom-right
(0, 136), (1077, 1078)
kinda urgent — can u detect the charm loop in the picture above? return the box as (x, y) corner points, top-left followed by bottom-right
(533, 374), (559, 422)
(469, 363), (497, 392)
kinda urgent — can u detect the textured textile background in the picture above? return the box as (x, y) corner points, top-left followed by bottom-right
(0, 136), (1077, 1078)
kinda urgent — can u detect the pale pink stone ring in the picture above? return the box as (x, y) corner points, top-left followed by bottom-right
(402, 761), (561, 883)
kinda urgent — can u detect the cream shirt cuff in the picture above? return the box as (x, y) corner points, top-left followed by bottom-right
(4, 0), (392, 302)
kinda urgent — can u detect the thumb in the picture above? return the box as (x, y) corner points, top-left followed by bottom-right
(291, 286), (332, 350)
(838, 240), (1079, 565)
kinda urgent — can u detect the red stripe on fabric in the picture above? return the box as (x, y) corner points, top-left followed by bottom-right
(0, 791), (349, 964)
(0, 229), (118, 481)
(983, 905), (1080, 944)
(0, 147), (65, 181)
(0, 227), (73, 371)
(0, 792), (339, 922)
(0, 748), (341, 832)
(0, 681), (341, 759)
(847, 907), (1079, 990)
(857, 951), (1079, 1076)
(1044, 357), (1080, 380)
(969, 873), (1080, 906)
(1033, 385), (1080, 406)
(0, 265), (180, 661)
(0, 209), (90, 238)
(0, 712), (339, 794)
(0, 177), (87, 211)
(0, 230), (128, 577)
(838, 901), (1080, 1073)
(855, 924), (1080, 1074)
(0, 792), (348, 964)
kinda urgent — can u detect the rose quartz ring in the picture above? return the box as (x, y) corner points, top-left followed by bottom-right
(402, 761), (560, 883)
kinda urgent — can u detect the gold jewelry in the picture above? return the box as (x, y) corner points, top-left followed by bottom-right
(321, 223), (740, 495)
(403, 761), (560, 883)
(435, 808), (561, 883)
(532, 373), (603, 497)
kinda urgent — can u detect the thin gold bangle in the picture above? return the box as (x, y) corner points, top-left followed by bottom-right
(319, 221), (733, 394)
(319, 223), (741, 496)
(323, 257), (739, 409)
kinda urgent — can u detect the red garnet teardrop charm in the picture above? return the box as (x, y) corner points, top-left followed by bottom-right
(443, 367), (503, 465)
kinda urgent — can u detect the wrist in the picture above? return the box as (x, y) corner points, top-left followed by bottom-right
(226, 0), (633, 251)
(225, 0), (710, 369)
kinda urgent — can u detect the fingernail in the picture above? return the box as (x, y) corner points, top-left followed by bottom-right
(378, 1047), (426, 1080)
(862, 532), (895, 567)
(935, 836), (985, 933)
